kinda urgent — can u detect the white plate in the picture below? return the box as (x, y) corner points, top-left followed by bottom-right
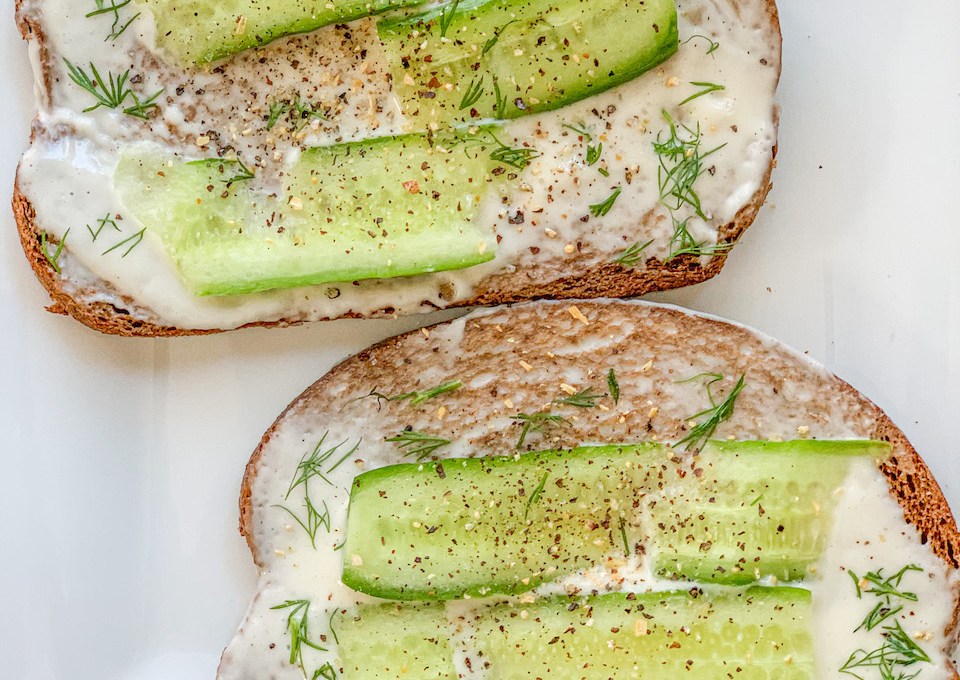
(2, 1), (958, 677)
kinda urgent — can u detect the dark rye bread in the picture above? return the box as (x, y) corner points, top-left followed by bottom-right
(12, 1), (781, 337)
(232, 300), (959, 673)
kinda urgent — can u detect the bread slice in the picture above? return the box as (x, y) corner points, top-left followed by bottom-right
(12, 0), (781, 336)
(223, 300), (959, 678)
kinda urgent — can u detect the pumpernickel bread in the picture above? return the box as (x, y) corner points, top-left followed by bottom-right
(222, 300), (959, 678)
(13, 0), (781, 336)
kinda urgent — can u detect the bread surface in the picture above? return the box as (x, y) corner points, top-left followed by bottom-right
(230, 299), (960, 675)
(12, 0), (782, 336)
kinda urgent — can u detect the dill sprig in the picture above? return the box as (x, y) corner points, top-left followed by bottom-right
(312, 662), (337, 680)
(589, 187), (622, 217)
(523, 471), (549, 520)
(482, 20), (518, 56)
(683, 34), (720, 55)
(86, 213), (120, 241)
(614, 238), (655, 267)
(607, 369), (620, 405)
(679, 81), (726, 107)
(849, 565), (923, 632)
(513, 412), (570, 449)
(459, 77), (485, 110)
(266, 94), (326, 131)
(286, 433), (361, 495)
(64, 59), (162, 119)
(275, 494), (331, 549)
(676, 373), (746, 450)
(102, 227), (146, 257)
(618, 516), (630, 555)
(40, 229), (69, 273)
(86, 0), (140, 41)
(438, 0), (461, 37)
(490, 140), (540, 170)
(385, 380), (462, 406)
(653, 110), (726, 219)
(386, 430), (452, 461)
(553, 387), (603, 409)
(492, 80), (509, 119)
(668, 217), (734, 260)
(270, 600), (328, 675)
(840, 618), (931, 678)
(563, 123), (603, 166)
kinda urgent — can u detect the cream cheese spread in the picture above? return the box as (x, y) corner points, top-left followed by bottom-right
(16, 0), (780, 329)
(217, 304), (959, 679)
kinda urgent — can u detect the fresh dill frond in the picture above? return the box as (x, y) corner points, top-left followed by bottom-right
(589, 187), (622, 217)
(63, 59), (161, 119)
(523, 472), (550, 520)
(386, 430), (452, 461)
(614, 239), (655, 268)
(618, 516), (630, 555)
(86, 0), (140, 41)
(438, 0), (461, 37)
(653, 110), (726, 219)
(40, 229), (69, 273)
(312, 662), (337, 680)
(459, 76), (485, 110)
(490, 139), (540, 170)
(86, 213), (121, 241)
(266, 95), (325, 131)
(840, 619), (930, 678)
(553, 387), (603, 409)
(286, 433), (361, 496)
(607, 369), (620, 405)
(678, 81), (726, 107)
(848, 564), (922, 632)
(101, 227), (146, 257)
(676, 373), (746, 450)
(482, 20), (517, 56)
(513, 412), (570, 449)
(683, 34), (720, 55)
(586, 142), (603, 166)
(270, 600), (327, 674)
(668, 217), (734, 260)
(224, 158), (255, 185)
(385, 380), (462, 406)
(274, 493), (331, 549)
(493, 80), (508, 119)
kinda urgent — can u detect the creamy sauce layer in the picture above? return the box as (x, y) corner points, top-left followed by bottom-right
(218, 305), (959, 679)
(17, 0), (779, 329)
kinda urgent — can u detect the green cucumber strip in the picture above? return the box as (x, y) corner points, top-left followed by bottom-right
(115, 131), (501, 296)
(378, 0), (679, 125)
(141, 0), (423, 65)
(651, 439), (892, 584)
(341, 440), (889, 599)
(337, 587), (815, 679)
(343, 444), (656, 600)
(336, 603), (456, 679)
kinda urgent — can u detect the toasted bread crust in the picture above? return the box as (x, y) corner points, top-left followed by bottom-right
(11, 1), (782, 336)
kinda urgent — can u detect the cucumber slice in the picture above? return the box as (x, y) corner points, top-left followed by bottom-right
(336, 603), (455, 679)
(471, 587), (814, 679)
(142, 0), (423, 64)
(115, 131), (501, 296)
(378, 0), (679, 125)
(337, 587), (815, 679)
(341, 441), (889, 600)
(342, 444), (656, 600)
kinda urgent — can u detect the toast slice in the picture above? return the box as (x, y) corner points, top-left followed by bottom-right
(222, 300), (959, 678)
(13, 0), (781, 336)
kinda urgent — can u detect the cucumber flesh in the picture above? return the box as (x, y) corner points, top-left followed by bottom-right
(337, 587), (815, 679)
(142, 0), (423, 64)
(115, 131), (501, 296)
(341, 440), (889, 599)
(378, 0), (679, 126)
(336, 603), (456, 679)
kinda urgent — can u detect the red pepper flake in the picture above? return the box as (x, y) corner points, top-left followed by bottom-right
(402, 180), (421, 194)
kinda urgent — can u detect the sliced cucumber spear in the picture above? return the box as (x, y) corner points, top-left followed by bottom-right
(116, 130), (503, 296)
(338, 587), (815, 679)
(141, 0), (423, 65)
(378, 0), (679, 125)
(341, 440), (889, 600)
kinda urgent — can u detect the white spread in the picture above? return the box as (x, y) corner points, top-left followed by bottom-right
(17, 0), (779, 329)
(216, 305), (959, 679)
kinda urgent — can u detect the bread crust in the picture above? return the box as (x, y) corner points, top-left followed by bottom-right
(11, 1), (782, 337)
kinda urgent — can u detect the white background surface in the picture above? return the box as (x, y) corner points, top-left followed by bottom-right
(2, 1), (958, 678)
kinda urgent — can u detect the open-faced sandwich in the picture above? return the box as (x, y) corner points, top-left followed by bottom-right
(221, 300), (960, 678)
(14, 0), (780, 335)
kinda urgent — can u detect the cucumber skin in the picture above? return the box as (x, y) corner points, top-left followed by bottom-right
(378, 0), (679, 124)
(337, 587), (814, 679)
(116, 130), (501, 296)
(341, 440), (890, 600)
(144, 0), (423, 65)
